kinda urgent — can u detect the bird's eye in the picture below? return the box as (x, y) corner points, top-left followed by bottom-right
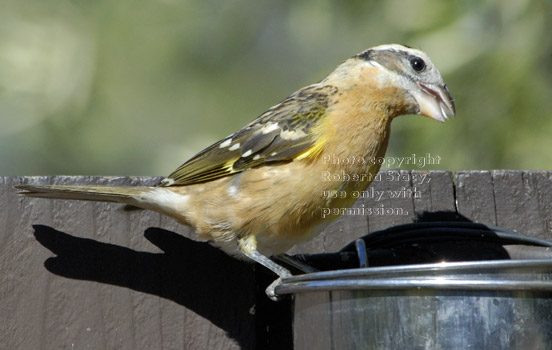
(410, 57), (426, 72)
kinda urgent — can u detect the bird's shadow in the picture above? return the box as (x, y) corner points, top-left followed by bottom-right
(32, 225), (264, 348)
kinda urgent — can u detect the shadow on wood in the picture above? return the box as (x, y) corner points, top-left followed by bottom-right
(415, 210), (468, 222)
(32, 225), (257, 349)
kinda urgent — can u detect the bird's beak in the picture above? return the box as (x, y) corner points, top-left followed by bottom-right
(411, 82), (455, 122)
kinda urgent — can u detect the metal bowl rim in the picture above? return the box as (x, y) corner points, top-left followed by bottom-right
(281, 259), (552, 284)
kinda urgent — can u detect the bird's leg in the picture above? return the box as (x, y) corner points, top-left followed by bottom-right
(238, 236), (291, 301)
(238, 236), (292, 278)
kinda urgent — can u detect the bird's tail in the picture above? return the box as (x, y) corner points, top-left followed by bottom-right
(15, 184), (151, 206)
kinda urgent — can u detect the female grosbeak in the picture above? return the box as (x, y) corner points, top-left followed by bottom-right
(17, 44), (455, 297)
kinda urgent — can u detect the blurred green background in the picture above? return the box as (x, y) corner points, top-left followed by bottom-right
(1, 0), (551, 176)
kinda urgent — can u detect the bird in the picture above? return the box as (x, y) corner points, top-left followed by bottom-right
(16, 44), (455, 298)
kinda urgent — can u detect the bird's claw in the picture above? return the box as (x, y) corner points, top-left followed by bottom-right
(265, 277), (285, 301)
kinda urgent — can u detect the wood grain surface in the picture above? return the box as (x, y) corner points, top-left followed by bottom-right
(1, 171), (551, 349)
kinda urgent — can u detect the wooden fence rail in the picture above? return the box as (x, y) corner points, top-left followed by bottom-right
(1, 171), (551, 349)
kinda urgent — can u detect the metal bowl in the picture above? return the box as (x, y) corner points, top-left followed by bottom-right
(276, 259), (552, 350)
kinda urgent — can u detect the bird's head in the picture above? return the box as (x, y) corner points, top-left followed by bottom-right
(360, 44), (455, 122)
(328, 44), (455, 122)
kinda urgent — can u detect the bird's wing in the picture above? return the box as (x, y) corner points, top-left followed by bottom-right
(163, 84), (338, 186)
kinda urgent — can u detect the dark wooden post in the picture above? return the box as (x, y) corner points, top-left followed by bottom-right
(1, 171), (551, 349)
